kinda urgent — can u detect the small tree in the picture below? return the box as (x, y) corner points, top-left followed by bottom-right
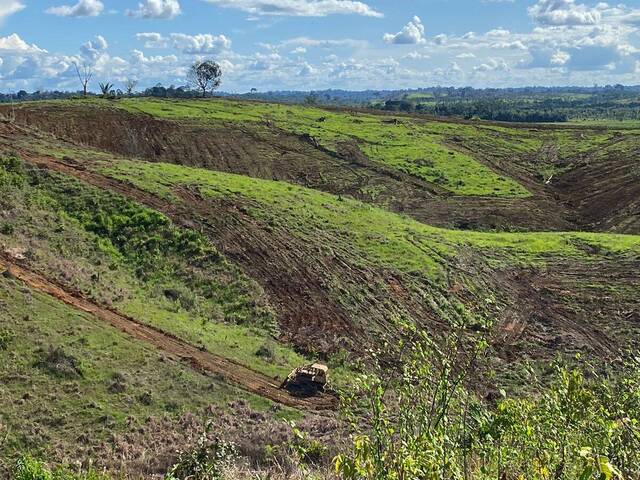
(99, 82), (114, 98)
(74, 62), (93, 97)
(124, 78), (138, 96)
(188, 60), (222, 98)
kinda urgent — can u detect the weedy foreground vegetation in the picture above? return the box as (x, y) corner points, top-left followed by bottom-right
(1, 96), (639, 479)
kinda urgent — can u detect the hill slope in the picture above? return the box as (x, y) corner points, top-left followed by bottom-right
(0, 98), (639, 476)
(5, 98), (639, 233)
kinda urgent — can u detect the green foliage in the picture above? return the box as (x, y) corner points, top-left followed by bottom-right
(12, 456), (109, 480)
(335, 329), (640, 479)
(0, 155), (26, 188)
(43, 178), (215, 275)
(289, 422), (329, 467)
(335, 324), (487, 480)
(165, 421), (236, 480)
(0, 328), (13, 350)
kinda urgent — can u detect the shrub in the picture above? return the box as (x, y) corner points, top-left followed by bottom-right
(0, 223), (15, 235)
(12, 456), (109, 480)
(34, 346), (83, 378)
(165, 421), (237, 480)
(0, 155), (26, 189)
(0, 328), (13, 350)
(335, 325), (640, 480)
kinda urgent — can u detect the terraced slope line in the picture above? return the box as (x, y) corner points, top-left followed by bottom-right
(0, 256), (337, 412)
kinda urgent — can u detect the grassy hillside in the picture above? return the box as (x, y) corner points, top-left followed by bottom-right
(97, 158), (640, 278)
(7, 98), (639, 234)
(1, 97), (639, 478)
(0, 275), (301, 476)
(0, 156), (307, 379)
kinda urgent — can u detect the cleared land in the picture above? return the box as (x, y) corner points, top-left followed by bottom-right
(0, 98), (639, 475)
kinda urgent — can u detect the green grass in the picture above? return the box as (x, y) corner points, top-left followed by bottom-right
(111, 98), (531, 198)
(0, 276), (277, 467)
(97, 159), (640, 279)
(0, 160), (307, 380)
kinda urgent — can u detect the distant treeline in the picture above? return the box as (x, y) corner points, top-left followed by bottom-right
(0, 84), (207, 102)
(2, 83), (640, 122)
(378, 85), (640, 122)
(382, 99), (568, 122)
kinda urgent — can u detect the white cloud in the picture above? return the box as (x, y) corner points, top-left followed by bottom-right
(46, 0), (104, 17)
(202, 0), (382, 17)
(80, 35), (108, 61)
(550, 49), (571, 65)
(403, 51), (430, 60)
(134, 32), (232, 54)
(131, 49), (178, 66)
(528, 0), (601, 26)
(0, 33), (46, 53)
(474, 57), (509, 72)
(135, 32), (167, 48)
(384, 16), (426, 45)
(0, 0), (24, 23)
(169, 33), (232, 54)
(126, 0), (182, 20)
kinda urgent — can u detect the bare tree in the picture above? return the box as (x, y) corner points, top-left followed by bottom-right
(74, 63), (93, 97)
(124, 78), (138, 96)
(187, 60), (222, 98)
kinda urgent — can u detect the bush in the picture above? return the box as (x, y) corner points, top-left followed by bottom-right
(335, 325), (640, 480)
(0, 155), (26, 189)
(0, 328), (13, 350)
(165, 421), (237, 480)
(12, 456), (109, 480)
(34, 346), (83, 378)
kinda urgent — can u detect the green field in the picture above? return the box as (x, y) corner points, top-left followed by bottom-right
(0, 275), (287, 468)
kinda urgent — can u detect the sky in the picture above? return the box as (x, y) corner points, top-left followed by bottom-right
(1, 0), (640, 93)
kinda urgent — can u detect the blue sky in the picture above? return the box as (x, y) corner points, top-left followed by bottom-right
(1, 0), (640, 92)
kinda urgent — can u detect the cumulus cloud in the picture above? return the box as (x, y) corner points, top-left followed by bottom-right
(126, 0), (182, 20)
(383, 16), (426, 45)
(0, 33), (46, 53)
(80, 35), (108, 61)
(474, 57), (509, 72)
(202, 0), (382, 17)
(0, 0), (24, 22)
(46, 0), (104, 17)
(169, 33), (232, 54)
(131, 49), (178, 66)
(528, 0), (601, 26)
(135, 32), (167, 48)
(134, 32), (232, 53)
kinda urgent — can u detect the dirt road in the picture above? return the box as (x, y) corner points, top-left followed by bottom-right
(0, 255), (338, 412)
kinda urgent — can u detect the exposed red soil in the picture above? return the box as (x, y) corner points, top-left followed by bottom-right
(2, 104), (581, 232)
(1, 120), (637, 372)
(0, 254), (337, 411)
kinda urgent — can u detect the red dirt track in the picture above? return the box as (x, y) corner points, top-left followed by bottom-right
(0, 255), (338, 412)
